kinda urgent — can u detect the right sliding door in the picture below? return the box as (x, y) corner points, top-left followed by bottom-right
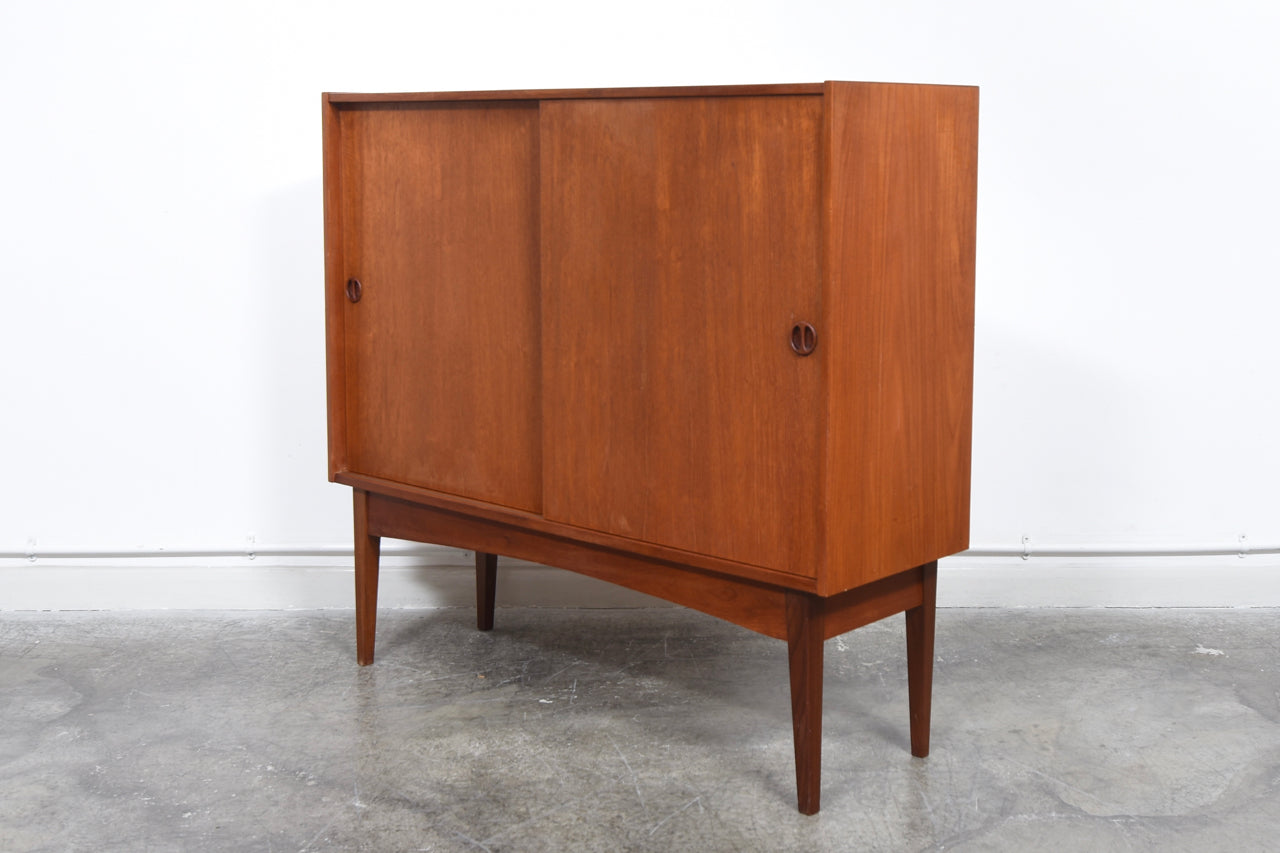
(540, 94), (825, 578)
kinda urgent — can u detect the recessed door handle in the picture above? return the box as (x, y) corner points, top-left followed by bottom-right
(790, 322), (817, 356)
(346, 278), (363, 303)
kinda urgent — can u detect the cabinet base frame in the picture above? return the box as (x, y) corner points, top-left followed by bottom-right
(350, 487), (937, 815)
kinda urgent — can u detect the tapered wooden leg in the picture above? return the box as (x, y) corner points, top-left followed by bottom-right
(476, 551), (498, 631)
(905, 561), (938, 757)
(786, 591), (825, 815)
(354, 489), (381, 666)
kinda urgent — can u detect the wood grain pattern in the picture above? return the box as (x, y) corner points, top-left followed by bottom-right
(905, 561), (938, 757)
(822, 82), (979, 594)
(542, 95), (824, 575)
(338, 101), (542, 511)
(323, 95), (349, 478)
(353, 489), (381, 665)
(786, 591), (825, 815)
(337, 471), (818, 592)
(365, 492), (794, 639)
(820, 566), (925, 640)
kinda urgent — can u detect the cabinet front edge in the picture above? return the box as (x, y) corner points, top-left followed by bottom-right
(323, 83), (826, 104)
(334, 473), (819, 593)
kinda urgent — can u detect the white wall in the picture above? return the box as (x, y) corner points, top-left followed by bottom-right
(2, 0), (1277, 608)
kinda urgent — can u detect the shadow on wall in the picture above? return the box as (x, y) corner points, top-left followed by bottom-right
(970, 318), (1160, 548)
(248, 177), (350, 547)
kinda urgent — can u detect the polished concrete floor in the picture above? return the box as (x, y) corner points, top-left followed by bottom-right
(2, 607), (1278, 852)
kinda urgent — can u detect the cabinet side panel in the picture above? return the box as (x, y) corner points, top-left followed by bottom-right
(542, 95), (824, 577)
(823, 83), (978, 593)
(339, 102), (542, 512)
(323, 95), (349, 479)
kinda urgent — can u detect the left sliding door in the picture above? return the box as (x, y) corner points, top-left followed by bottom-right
(329, 101), (542, 512)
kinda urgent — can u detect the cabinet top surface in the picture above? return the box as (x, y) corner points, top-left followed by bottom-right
(324, 81), (976, 104)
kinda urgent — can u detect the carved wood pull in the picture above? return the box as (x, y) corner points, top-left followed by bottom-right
(790, 322), (817, 356)
(346, 278), (363, 303)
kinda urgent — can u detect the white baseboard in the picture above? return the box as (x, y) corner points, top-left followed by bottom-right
(2, 545), (1278, 610)
(939, 554), (1280, 608)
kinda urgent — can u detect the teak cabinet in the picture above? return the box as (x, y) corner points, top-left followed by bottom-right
(323, 81), (978, 815)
